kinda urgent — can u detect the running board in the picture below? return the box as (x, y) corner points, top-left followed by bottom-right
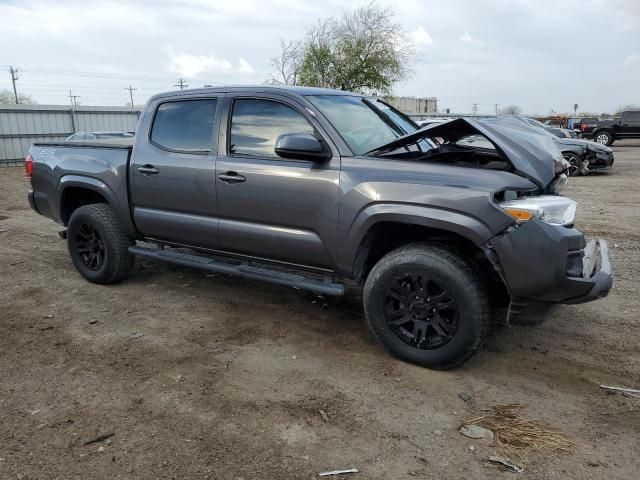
(128, 245), (344, 296)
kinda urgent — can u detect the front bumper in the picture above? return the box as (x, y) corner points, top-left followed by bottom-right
(564, 239), (613, 304)
(586, 149), (614, 171)
(489, 220), (613, 304)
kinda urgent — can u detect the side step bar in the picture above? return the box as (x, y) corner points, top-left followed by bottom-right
(128, 245), (345, 296)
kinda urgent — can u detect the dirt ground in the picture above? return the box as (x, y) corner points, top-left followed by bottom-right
(1, 142), (639, 480)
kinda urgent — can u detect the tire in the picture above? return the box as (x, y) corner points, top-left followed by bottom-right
(67, 203), (134, 284)
(563, 153), (584, 176)
(593, 131), (613, 146)
(363, 243), (491, 369)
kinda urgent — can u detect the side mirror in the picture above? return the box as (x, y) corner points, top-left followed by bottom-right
(274, 133), (331, 162)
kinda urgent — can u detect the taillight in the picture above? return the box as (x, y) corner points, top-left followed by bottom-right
(25, 153), (33, 178)
(580, 124), (587, 131)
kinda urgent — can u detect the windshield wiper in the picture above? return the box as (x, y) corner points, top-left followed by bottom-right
(361, 98), (405, 137)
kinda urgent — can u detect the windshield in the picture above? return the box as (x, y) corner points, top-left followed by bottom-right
(307, 95), (418, 155)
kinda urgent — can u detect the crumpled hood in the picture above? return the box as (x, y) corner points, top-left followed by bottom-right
(368, 117), (561, 188)
(555, 137), (613, 153)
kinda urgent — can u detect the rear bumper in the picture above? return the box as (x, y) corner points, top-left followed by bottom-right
(489, 220), (613, 305)
(27, 190), (39, 214)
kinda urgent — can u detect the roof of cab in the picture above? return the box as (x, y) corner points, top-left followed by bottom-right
(149, 85), (356, 102)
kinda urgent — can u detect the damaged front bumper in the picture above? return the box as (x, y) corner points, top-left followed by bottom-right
(487, 219), (613, 305)
(586, 149), (614, 172)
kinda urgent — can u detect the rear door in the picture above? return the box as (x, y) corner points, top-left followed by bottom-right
(215, 94), (340, 268)
(620, 111), (640, 137)
(130, 97), (220, 249)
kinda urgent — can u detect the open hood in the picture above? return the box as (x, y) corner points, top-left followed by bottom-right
(368, 118), (561, 188)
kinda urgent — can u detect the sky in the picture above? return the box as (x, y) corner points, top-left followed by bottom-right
(0, 0), (639, 115)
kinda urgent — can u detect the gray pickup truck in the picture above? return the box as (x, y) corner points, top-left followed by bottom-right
(26, 86), (613, 369)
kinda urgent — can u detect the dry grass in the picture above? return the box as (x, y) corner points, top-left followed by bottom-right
(463, 404), (574, 462)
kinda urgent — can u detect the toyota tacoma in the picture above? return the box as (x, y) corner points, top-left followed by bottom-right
(26, 86), (613, 369)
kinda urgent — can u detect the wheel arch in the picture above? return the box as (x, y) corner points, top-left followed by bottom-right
(58, 176), (117, 225)
(341, 204), (506, 292)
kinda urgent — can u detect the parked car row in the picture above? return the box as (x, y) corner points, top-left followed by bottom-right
(500, 116), (614, 176)
(417, 115), (615, 177)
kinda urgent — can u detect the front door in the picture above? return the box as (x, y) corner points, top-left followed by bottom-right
(131, 98), (220, 249)
(216, 95), (340, 268)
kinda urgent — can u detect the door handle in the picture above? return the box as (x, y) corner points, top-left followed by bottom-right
(218, 171), (246, 183)
(137, 165), (159, 175)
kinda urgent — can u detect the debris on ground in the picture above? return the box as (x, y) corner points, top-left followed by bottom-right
(600, 385), (640, 398)
(460, 424), (494, 441)
(89, 320), (98, 325)
(84, 433), (115, 445)
(462, 404), (574, 458)
(319, 409), (329, 422)
(319, 468), (358, 476)
(129, 332), (144, 339)
(458, 392), (472, 403)
(487, 455), (524, 473)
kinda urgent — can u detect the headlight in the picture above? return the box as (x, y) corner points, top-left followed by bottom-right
(499, 195), (576, 226)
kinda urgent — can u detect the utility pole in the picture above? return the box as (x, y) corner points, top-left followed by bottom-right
(174, 78), (188, 90)
(68, 90), (80, 107)
(494, 103), (500, 116)
(124, 85), (137, 107)
(472, 103), (478, 115)
(9, 66), (19, 104)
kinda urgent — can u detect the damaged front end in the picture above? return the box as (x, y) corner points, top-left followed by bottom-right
(368, 117), (569, 191)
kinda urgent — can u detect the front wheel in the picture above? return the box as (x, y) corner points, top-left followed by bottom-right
(67, 203), (134, 284)
(363, 243), (491, 369)
(563, 153), (584, 176)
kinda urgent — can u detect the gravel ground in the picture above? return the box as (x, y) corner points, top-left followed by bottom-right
(1, 141), (638, 479)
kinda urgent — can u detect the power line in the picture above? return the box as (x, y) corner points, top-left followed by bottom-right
(9, 66), (19, 104)
(124, 85), (137, 107)
(174, 78), (188, 90)
(68, 90), (80, 107)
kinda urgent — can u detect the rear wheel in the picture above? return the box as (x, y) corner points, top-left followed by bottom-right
(363, 243), (491, 369)
(593, 131), (613, 146)
(67, 203), (134, 284)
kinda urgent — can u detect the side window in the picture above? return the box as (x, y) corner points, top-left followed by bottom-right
(625, 111), (640, 122)
(229, 99), (315, 157)
(151, 99), (217, 152)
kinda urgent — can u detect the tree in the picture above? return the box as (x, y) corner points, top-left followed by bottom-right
(270, 3), (414, 95)
(0, 88), (35, 105)
(500, 104), (522, 115)
(267, 39), (304, 86)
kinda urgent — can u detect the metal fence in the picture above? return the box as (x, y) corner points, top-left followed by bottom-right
(0, 104), (141, 165)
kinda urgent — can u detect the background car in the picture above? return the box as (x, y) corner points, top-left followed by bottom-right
(526, 117), (577, 138)
(493, 116), (614, 176)
(65, 131), (135, 141)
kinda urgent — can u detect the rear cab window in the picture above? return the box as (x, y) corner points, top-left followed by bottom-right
(151, 99), (218, 152)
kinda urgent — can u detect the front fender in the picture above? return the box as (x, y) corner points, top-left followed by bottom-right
(336, 203), (497, 276)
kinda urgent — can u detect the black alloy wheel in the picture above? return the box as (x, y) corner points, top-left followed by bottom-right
(74, 222), (106, 271)
(384, 272), (459, 350)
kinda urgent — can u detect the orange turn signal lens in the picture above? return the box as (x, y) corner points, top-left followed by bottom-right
(503, 208), (534, 222)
